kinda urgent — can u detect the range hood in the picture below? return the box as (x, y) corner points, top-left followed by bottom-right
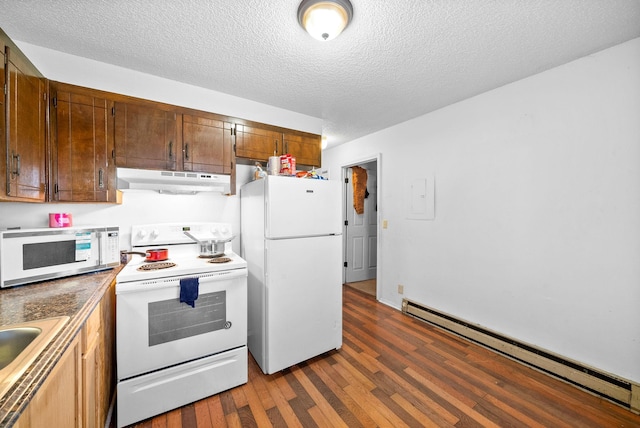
(117, 168), (230, 194)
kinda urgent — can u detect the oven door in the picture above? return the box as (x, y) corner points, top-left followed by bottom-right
(116, 268), (247, 380)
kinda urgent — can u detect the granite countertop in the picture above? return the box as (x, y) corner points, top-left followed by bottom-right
(0, 266), (122, 427)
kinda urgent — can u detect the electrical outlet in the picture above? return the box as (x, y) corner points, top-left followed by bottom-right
(397, 284), (404, 294)
(383, 219), (388, 229)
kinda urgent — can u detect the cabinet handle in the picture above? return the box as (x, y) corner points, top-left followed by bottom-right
(98, 168), (104, 189)
(184, 143), (189, 161)
(274, 140), (278, 155)
(11, 153), (21, 176)
(168, 141), (173, 159)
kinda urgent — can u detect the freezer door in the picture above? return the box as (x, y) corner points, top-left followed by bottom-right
(266, 176), (341, 238)
(263, 235), (342, 374)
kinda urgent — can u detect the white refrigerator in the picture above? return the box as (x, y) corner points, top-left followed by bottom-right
(241, 175), (342, 374)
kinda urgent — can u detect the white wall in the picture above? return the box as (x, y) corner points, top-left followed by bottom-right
(1, 43), (322, 251)
(324, 38), (640, 383)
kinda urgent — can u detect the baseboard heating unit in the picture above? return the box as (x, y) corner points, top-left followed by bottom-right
(401, 298), (640, 414)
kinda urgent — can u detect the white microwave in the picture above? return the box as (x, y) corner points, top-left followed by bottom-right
(0, 226), (120, 288)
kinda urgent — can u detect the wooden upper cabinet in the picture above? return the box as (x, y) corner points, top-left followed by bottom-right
(234, 124), (322, 168)
(114, 102), (178, 170)
(235, 124), (281, 162)
(1, 44), (46, 202)
(52, 84), (117, 202)
(182, 114), (233, 174)
(282, 132), (321, 167)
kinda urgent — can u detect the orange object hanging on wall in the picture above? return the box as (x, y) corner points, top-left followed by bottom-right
(352, 166), (367, 214)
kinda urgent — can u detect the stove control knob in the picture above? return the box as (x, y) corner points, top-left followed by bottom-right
(150, 229), (159, 240)
(137, 229), (148, 239)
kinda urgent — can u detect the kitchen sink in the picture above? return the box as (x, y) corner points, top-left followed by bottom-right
(0, 316), (69, 399)
(0, 328), (42, 370)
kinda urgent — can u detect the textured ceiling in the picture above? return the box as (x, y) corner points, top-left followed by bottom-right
(0, 1), (639, 147)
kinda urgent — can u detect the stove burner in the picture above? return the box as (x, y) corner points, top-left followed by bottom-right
(198, 253), (225, 259)
(137, 262), (177, 271)
(208, 257), (232, 264)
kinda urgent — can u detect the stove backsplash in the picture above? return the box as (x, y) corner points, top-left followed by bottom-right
(0, 165), (254, 252)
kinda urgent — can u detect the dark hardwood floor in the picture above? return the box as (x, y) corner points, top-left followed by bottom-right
(126, 286), (640, 427)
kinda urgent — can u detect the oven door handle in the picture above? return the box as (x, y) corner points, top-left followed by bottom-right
(116, 268), (247, 294)
(177, 268), (248, 284)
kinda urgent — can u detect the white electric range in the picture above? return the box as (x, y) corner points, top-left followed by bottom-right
(115, 222), (248, 428)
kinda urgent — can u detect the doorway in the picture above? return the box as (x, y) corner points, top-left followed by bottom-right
(343, 159), (378, 298)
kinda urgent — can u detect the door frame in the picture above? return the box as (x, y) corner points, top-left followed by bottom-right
(341, 153), (382, 300)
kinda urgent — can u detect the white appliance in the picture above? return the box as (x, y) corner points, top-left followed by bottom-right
(241, 176), (342, 374)
(0, 226), (120, 288)
(115, 222), (247, 428)
(116, 167), (231, 194)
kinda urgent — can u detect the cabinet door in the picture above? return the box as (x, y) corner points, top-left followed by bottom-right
(182, 114), (232, 174)
(2, 46), (46, 202)
(54, 88), (117, 202)
(99, 280), (116, 426)
(19, 335), (82, 427)
(282, 132), (322, 167)
(114, 102), (178, 170)
(235, 124), (281, 162)
(82, 338), (100, 428)
(82, 305), (102, 428)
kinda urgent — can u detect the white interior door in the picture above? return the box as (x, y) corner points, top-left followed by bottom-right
(345, 165), (377, 283)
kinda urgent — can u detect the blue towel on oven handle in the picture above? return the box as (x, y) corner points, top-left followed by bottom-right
(179, 277), (199, 308)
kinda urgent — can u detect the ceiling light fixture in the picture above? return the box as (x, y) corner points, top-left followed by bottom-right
(297, 0), (353, 41)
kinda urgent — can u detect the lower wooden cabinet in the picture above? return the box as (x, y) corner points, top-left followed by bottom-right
(14, 280), (115, 428)
(97, 279), (116, 426)
(82, 301), (102, 427)
(14, 335), (82, 428)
